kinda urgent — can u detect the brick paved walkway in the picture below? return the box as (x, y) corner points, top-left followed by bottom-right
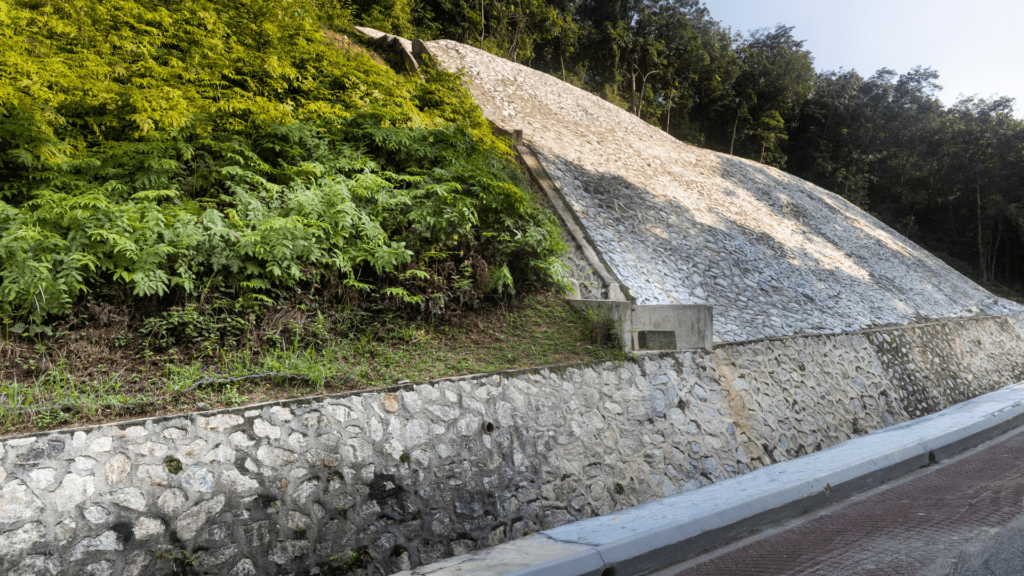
(655, 426), (1024, 576)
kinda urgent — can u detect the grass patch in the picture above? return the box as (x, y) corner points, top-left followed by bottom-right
(0, 292), (625, 434)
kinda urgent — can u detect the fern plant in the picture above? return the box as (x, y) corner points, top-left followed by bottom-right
(0, 0), (568, 326)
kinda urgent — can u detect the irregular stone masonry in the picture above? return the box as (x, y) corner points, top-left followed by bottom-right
(422, 39), (1024, 343)
(2, 315), (1024, 575)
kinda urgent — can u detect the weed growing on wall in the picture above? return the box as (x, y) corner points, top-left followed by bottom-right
(0, 0), (567, 329)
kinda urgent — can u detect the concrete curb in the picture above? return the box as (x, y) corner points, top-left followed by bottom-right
(394, 382), (1024, 576)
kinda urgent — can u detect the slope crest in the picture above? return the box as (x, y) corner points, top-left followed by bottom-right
(426, 39), (1023, 342)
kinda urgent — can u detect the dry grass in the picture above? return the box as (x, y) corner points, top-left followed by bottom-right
(0, 292), (625, 434)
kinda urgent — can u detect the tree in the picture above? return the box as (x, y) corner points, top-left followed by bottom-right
(728, 25), (814, 165)
(936, 96), (1024, 282)
(788, 69), (882, 207)
(413, 0), (575, 65)
(637, 0), (738, 141)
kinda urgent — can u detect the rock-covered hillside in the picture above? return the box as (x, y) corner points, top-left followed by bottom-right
(424, 39), (1023, 343)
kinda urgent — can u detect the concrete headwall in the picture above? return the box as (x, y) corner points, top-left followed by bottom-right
(3, 315), (1024, 575)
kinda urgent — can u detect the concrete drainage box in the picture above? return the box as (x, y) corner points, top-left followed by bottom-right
(569, 301), (712, 352)
(631, 304), (712, 352)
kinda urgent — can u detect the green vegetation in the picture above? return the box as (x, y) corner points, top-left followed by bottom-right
(0, 291), (624, 433)
(0, 0), (613, 431)
(0, 0), (567, 330)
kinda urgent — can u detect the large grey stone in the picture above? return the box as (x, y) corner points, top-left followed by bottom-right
(205, 443), (236, 463)
(407, 419), (432, 445)
(176, 495), (226, 540)
(27, 467), (56, 488)
(70, 530), (123, 561)
(198, 544), (238, 569)
(89, 436), (113, 452)
(10, 554), (62, 576)
(52, 473), (96, 511)
(137, 442), (168, 457)
(84, 506), (111, 524)
(228, 559), (257, 576)
(268, 539), (309, 564)
(220, 469), (259, 493)
(137, 464), (168, 487)
(256, 445), (297, 466)
(158, 488), (187, 515)
(82, 561), (114, 576)
(244, 521), (275, 547)
(253, 419), (281, 439)
(182, 465), (215, 493)
(111, 487), (147, 511)
(105, 453), (131, 485)
(0, 480), (44, 523)
(268, 406), (293, 423)
(15, 440), (64, 463)
(0, 522), (45, 559)
(134, 517), (165, 540)
(200, 414), (244, 432)
(123, 551), (151, 576)
(228, 432), (255, 448)
(55, 518), (76, 543)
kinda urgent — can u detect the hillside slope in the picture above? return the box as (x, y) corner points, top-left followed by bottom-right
(425, 39), (1023, 343)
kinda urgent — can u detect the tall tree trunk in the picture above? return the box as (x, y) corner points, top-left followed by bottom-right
(630, 72), (638, 116)
(730, 112), (739, 156)
(948, 202), (958, 247)
(977, 180), (986, 282)
(480, 0), (485, 48)
(665, 102), (671, 134)
(990, 217), (1003, 282)
(637, 70), (655, 119)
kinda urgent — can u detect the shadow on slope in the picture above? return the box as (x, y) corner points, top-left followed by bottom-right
(540, 152), (1009, 341)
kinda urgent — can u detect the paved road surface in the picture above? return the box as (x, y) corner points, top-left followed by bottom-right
(650, 425), (1024, 576)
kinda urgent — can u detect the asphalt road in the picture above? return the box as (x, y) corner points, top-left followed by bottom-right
(648, 424), (1024, 576)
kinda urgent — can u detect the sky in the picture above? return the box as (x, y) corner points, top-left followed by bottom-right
(698, 0), (1024, 111)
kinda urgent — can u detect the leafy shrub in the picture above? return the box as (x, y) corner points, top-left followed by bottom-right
(0, 0), (567, 325)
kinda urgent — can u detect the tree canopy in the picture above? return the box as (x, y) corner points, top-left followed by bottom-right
(361, 0), (1024, 295)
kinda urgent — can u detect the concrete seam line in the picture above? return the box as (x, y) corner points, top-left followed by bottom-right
(514, 142), (629, 300)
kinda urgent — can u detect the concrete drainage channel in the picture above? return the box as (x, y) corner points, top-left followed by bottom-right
(395, 382), (1024, 576)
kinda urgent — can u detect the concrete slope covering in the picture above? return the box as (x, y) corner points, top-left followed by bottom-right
(425, 40), (1023, 342)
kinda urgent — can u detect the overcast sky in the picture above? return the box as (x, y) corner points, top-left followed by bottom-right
(698, 0), (1024, 112)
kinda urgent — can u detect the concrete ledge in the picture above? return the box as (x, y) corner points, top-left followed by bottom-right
(401, 382), (1024, 576)
(353, 26), (420, 75)
(567, 301), (713, 353)
(630, 304), (712, 352)
(514, 142), (630, 302)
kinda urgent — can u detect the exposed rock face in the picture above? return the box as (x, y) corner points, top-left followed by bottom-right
(423, 39), (1023, 342)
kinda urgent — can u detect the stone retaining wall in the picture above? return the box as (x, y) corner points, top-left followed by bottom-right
(2, 315), (1024, 575)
